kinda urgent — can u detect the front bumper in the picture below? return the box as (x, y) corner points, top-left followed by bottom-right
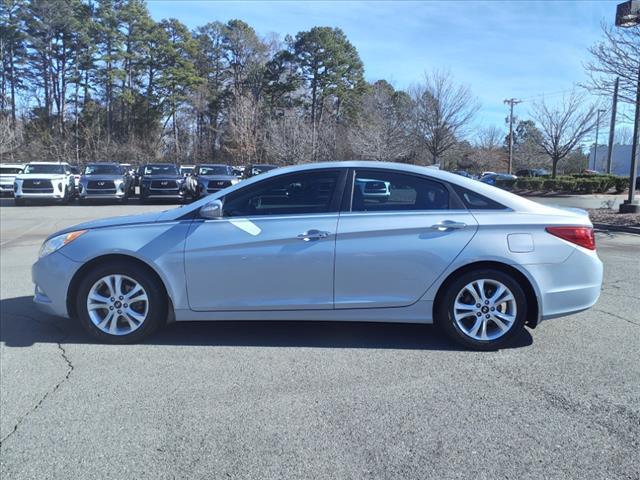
(32, 251), (82, 318)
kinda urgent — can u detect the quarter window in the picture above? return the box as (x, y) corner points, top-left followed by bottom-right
(351, 170), (449, 212)
(223, 171), (340, 217)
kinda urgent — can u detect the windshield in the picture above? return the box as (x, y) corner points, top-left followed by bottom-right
(84, 164), (122, 175)
(199, 165), (232, 176)
(144, 165), (178, 176)
(0, 167), (23, 174)
(23, 164), (65, 174)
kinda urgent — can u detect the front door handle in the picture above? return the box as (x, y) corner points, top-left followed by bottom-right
(429, 220), (467, 231)
(297, 229), (331, 241)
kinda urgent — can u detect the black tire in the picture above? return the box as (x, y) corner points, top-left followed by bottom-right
(436, 268), (527, 351)
(75, 261), (167, 344)
(14, 197), (25, 206)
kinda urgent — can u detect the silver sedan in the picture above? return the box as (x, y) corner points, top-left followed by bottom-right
(32, 161), (603, 350)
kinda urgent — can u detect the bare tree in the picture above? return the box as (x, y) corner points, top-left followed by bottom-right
(411, 70), (480, 165)
(470, 126), (508, 172)
(584, 23), (639, 116)
(531, 91), (600, 178)
(224, 92), (265, 165)
(264, 110), (314, 164)
(348, 81), (413, 161)
(0, 115), (22, 162)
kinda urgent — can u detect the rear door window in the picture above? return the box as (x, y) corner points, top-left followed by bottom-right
(351, 170), (449, 212)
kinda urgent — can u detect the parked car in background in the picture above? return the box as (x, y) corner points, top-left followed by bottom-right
(516, 168), (549, 177)
(187, 164), (238, 198)
(139, 163), (186, 202)
(0, 163), (24, 196)
(452, 170), (475, 179)
(242, 164), (278, 179)
(480, 173), (518, 186)
(32, 161), (602, 350)
(13, 162), (76, 205)
(180, 165), (194, 177)
(232, 166), (245, 178)
(78, 163), (132, 204)
(354, 177), (391, 202)
(69, 165), (81, 193)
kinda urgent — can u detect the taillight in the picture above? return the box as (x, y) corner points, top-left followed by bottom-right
(545, 226), (596, 250)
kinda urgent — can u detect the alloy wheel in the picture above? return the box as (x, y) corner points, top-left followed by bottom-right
(453, 279), (517, 341)
(86, 274), (149, 336)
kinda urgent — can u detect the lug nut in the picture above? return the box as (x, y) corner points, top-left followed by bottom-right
(109, 306), (114, 310)
(485, 314), (490, 319)
(119, 296), (123, 300)
(110, 297), (115, 301)
(476, 303), (481, 308)
(124, 303), (128, 308)
(117, 310), (122, 314)
(485, 300), (489, 305)
(476, 312), (481, 317)
(490, 307), (495, 311)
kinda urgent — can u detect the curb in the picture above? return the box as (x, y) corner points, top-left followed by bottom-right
(593, 223), (640, 235)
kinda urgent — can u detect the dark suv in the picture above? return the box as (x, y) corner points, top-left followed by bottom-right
(187, 164), (238, 198)
(139, 163), (187, 203)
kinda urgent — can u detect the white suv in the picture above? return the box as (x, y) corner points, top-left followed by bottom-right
(13, 162), (76, 205)
(0, 163), (25, 197)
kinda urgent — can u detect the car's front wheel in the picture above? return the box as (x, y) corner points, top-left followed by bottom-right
(76, 262), (166, 343)
(436, 269), (527, 350)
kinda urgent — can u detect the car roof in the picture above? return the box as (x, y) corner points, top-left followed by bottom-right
(0, 163), (25, 167)
(86, 162), (120, 166)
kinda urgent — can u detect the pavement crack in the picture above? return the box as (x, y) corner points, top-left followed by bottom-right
(592, 308), (640, 327)
(0, 314), (74, 448)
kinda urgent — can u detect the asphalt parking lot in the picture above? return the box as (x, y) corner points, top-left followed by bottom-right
(1, 199), (639, 479)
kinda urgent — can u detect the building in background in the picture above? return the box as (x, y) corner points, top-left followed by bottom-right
(589, 145), (632, 175)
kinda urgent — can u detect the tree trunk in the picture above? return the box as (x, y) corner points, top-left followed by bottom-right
(552, 156), (559, 178)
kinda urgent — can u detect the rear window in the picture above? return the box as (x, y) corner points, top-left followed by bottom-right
(0, 167), (23, 174)
(454, 185), (507, 210)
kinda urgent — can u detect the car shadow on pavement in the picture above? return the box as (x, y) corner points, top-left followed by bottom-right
(0, 296), (533, 351)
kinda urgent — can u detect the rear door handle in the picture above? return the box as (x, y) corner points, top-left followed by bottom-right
(297, 229), (331, 241)
(429, 220), (467, 231)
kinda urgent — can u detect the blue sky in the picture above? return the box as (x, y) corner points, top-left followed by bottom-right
(147, 0), (621, 132)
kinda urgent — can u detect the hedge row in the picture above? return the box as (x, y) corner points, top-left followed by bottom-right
(495, 174), (629, 194)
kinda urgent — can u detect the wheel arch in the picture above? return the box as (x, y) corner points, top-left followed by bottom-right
(432, 261), (540, 328)
(66, 253), (174, 321)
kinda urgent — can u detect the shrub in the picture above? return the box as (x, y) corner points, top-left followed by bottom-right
(515, 177), (544, 191)
(614, 177), (629, 193)
(495, 178), (516, 190)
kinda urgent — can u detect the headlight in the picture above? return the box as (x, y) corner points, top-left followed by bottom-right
(39, 230), (87, 258)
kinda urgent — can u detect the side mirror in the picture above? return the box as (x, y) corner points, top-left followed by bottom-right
(200, 199), (223, 219)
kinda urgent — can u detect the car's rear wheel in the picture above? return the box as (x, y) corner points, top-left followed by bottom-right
(436, 269), (527, 350)
(76, 262), (166, 343)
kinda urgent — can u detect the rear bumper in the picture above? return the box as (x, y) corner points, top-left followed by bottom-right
(524, 247), (603, 321)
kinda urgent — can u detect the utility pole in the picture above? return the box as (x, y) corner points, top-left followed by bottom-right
(504, 98), (522, 174)
(606, 77), (619, 174)
(593, 109), (606, 171)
